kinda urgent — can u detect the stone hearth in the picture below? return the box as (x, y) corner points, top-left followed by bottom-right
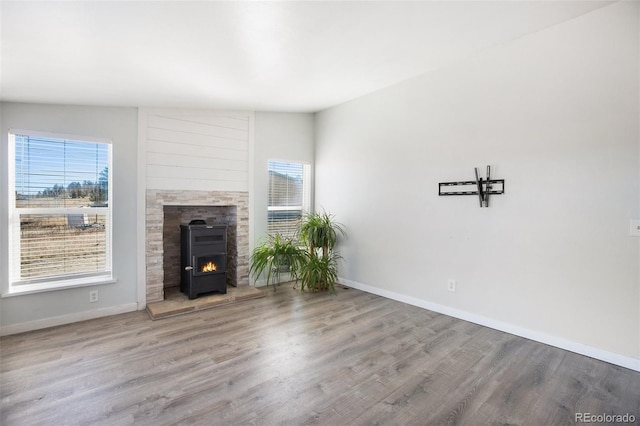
(146, 189), (249, 303)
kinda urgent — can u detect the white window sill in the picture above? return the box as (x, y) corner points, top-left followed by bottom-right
(2, 276), (117, 298)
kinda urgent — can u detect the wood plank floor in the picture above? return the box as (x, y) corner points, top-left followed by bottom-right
(2, 285), (639, 425)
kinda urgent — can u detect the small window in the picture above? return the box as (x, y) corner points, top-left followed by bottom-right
(8, 130), (113, 293)
(267, 160), (311, 239)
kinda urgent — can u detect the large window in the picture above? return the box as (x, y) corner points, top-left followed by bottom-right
(267, 160), (311, 238)
(8, 130), (113, 293)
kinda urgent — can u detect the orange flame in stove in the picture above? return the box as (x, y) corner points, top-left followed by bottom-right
(201, 261), (217, 272)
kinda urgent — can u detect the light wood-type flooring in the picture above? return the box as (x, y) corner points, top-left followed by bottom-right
(2, 285), (639, 425)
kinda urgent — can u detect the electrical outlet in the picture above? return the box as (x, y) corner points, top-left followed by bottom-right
(448, 279), (456, 293)
(89, 290), (99, 303)
(630, 220), (640, 237)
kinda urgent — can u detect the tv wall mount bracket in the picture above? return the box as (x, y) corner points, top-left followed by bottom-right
(438, 166), (504, 207)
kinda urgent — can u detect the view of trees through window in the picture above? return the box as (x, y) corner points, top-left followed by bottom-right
(27, 166), (108, 202)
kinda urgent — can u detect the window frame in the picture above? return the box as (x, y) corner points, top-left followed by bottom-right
(267, 160), (311, 239)
(5, 129), (115, 296)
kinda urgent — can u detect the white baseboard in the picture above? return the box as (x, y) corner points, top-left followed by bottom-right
(0, 303), (139, 336)
(339, 278), (640, 373)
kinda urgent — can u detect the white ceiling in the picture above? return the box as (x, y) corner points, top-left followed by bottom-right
(0, 1), (612, 113)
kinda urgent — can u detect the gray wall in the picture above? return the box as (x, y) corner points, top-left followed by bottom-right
(315, 2), (639, 362)
(253, 112), (315, 245)
(0, 103), (139, 330)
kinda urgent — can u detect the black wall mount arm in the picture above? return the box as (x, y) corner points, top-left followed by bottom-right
(438, 166), (504, 208)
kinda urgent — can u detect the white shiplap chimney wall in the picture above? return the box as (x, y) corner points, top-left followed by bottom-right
(140, 109), (252, 192)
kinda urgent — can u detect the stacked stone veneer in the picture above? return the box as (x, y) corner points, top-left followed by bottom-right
(146, 189), (249, 303)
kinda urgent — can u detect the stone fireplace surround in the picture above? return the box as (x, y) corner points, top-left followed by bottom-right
(146, 189), (250, 303)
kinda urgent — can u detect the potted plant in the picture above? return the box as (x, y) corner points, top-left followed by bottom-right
(298, 251), (341, 293)
(297, 211), (346, 292)
(249, 234), (306, 291)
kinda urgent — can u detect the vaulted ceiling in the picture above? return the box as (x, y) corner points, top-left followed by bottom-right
(0, 1), (613, 112)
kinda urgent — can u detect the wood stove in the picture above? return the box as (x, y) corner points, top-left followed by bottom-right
(180, 221), (227, 299)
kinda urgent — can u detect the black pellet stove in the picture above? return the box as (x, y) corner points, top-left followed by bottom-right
(180, 220), (227, 299)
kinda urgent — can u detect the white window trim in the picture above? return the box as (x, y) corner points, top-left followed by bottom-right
(3, 276), (118, 298)
(5, 129), (114, 296)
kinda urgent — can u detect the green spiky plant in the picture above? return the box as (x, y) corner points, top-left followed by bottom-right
(297, 211), (346, 292)
(298, 211), (346, 259)
(249, 234), (307, 291)
(298, 250), (341, 292)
